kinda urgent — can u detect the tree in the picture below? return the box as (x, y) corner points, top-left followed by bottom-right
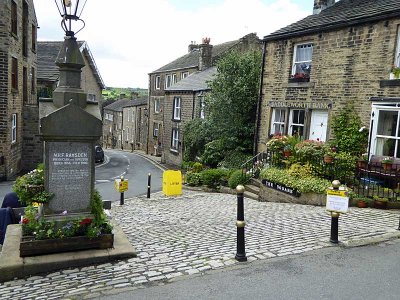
(204, 50), (262, 155)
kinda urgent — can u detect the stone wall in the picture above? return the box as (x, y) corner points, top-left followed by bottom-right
(81, 50), (103, 103)
(259, 184), (326, 206)
(163, 92), (195, 167)
(257, 18), (400, 151)
(0, 0), (38, 180)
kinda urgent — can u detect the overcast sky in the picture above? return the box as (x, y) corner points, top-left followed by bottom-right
(34, 0), (314, 88)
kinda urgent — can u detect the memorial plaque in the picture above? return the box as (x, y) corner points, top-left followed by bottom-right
(46, 141), (93, 214)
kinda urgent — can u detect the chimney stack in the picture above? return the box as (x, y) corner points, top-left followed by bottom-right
(199, 37), (213, 71)
(188, 41), (199, 53)
(313, 0), (335, 14)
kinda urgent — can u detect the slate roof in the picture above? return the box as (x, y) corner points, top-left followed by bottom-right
(151, 34), (257, 74)
(264, 0), (400, 41)
(124, 96), (148, 107)
(165, 67), (217, 92)
(103, 99), (131, 112)
(37, 41), (105, 89)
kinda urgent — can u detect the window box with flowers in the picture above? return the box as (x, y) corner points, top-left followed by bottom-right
(289, 72), (310, 83)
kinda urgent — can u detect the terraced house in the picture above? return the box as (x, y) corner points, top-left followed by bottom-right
(256, 0), (400, 161)
(147, 33), (261, 163)
(0, 0), (39, 180)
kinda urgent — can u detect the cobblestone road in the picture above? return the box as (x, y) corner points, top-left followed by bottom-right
(1, 191), (399, 299)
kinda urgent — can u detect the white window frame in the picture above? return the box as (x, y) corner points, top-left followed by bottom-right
(126, 128), (129, 141)
(171, 128), (179, 150)
(155, 75), (160, 90)
(173, 97), (181, 121)
(172, 73), (177, 84)
(153, 122), (159, 137)
(291, 42), (313, 76)
(11, 113), (17, 143)
(181, 71), (189, 80)
(370, 103), (400, 158)
(154, 98), (160, 113)
(165, 74), (172, 88)
(199, 97), (205, 119)
(288, 109), (305, 138)
(109, 114), (113, 121)
(395, 27), (400, 68)
(270, 108), (286, 135)
(127, 108), (131, 122)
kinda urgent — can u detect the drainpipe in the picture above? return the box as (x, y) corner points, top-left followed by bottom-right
(253, 41), (267, 155)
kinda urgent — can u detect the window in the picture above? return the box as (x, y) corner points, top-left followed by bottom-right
(165, 74), (172, 88)
(31, 24), (37, 51)
(372, 106), (400, 158)
(11, 57), (18, 90)
(87, 94), (96, 102)
(288, 109), (305, 138)
(199, 97), (205, 119)
(153, 122), (159, 137)
(291, 43), (313, 79)
(126, 128), (129, 141)
(173, 97), (181, 120)
(155, 75), (160, 90)
(270, 108), (286, 135)
(181, 72), (189, 80)
(31, 67), (35, 94)
(154, 98), (160, 113)
(22, 1), (28, 57)
(172, 73), (177, 84)
(11, 114), (17, 143)
(11, 1), (17, 36)
(127, 108), (131, 122)
(171, 128), (179, 150)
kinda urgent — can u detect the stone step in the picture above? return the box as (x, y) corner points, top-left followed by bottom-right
(245, 184), (260, 195)
(250, 178), (262, 187)
(244, 190), (259, 201)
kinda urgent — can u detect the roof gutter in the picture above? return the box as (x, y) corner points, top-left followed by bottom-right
(263, 10), (400, 42)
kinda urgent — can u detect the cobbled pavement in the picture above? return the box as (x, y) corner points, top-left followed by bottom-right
(0, 190), (399, 299)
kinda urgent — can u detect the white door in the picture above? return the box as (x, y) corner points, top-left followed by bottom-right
(309, 110), (328, 142)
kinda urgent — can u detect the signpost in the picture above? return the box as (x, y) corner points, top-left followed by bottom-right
(326, 180), (349, 244)
(115, 176), (128, 205)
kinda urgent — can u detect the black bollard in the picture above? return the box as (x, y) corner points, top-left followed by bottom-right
(235, 185), (247, 262)
(147, 173), (151, 199)
(330, 212), (339, 243)
(120, 176), (124, 206)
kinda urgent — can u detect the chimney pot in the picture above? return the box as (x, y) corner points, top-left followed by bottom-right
(313, 0), (335, 14)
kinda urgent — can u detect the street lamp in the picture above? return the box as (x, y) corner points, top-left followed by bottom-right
(55, 0), (87, 37)
(52, 0), (87, 108)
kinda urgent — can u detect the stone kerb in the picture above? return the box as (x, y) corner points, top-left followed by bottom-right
(259, 184), (326, 206)
(40, 103), (102, 216)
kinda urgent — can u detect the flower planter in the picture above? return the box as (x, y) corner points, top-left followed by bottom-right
(20, 234), (114, 257)
(323, 155), (334, 164)
(357, 200), (368, 208)
(374, 200), (387, 209)
(283, 150), (292, 158)
(357, 160), (367, 169)
(382, 163), (393, 171)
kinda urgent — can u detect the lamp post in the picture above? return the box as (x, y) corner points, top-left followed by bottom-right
(53, 0), (88, 109)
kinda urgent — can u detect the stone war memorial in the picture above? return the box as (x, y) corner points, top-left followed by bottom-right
(0, 0), (135, 282)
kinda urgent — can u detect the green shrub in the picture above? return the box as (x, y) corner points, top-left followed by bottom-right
(191, 162), (204, 173)
(181, 161), (195, 171)
(200, 169), (229, 188)
(218, 151), (252, 169)
(288, 163), (313, 178)
(185, 171), (203, 186)
(228, 170), (250, 189)
(201, 139), (227, 168)
(260, 167), (331, 194)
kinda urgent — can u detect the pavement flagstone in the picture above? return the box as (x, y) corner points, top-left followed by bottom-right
(0, 190), (399, 299)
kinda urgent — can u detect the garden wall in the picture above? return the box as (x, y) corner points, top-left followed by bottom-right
(259, 184), (326, 206)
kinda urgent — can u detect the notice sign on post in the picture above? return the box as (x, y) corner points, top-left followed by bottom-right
(115, 179), (128, 193)
(326, 189), (349, 213)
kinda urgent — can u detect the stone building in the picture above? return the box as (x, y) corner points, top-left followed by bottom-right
(103, 98), (131, 149)
(147, 33), (261, 159)
(37, 41), (105, 102)
(256, 0), (400, 160)
(0, 0), (39, 180)
(122, 97), (148, 151)
(163, 67), (216, 166)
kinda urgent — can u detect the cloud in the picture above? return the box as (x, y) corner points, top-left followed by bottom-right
(34, 0), (311, 88)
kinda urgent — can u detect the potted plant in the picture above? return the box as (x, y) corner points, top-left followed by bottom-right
(357, 153), (369, 169)
(381, 157), (394, 170)
(283, 144), (293, 157)
(354, 196), (370, 208)
(373, 195), (388, 209)
(323, 146), (336, 164)
(390, 65), (400, 80)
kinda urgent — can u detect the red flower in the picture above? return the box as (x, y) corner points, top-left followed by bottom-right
(79, 218), (92, 226)
(22, 217), (29, 224)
